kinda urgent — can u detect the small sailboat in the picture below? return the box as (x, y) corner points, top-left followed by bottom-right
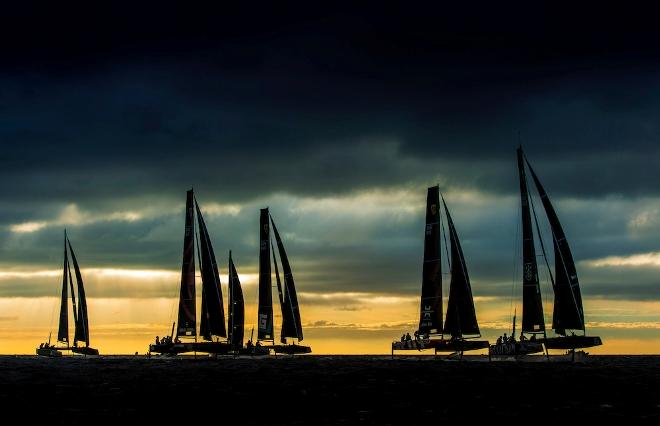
(253, 208), (311, 355)
(392, 186), (489, 356)
(491, 147), (602, 358)
(36, 231), (99, 357)
(149, 189), (232, 355)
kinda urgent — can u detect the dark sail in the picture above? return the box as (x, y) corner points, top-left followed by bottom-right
(228, 252), (245, 349)
(57, 233), (69, 343)
(526, 159), (585, 333)
(517, 147), (545, 334)
(68, 239), (89, 347)
(196, 200), (226, 339)
(257, 208), (273, 340)
(68, 252), (78, 327)
(442, 198), (480, 337)
(177, 190), (196, 338)
(271, 216), (303, 340)
(418, 186), (443, 334)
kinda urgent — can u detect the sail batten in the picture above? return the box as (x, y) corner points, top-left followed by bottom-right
(196, 200), (226, 339)
(418, 186), (443, 334)
(228, 252), (245, 350)
(517, 147), (546, 334)
(176, 190), (196, 338)
(257, 208), (274, 340)
(271, 217), (303, 341)
(442, 197), (480, 337)
(525, 158), (585, 333)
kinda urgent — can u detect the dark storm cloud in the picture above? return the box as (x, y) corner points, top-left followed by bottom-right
(1, 3), (660, 304)
(2, 2), (660, 205)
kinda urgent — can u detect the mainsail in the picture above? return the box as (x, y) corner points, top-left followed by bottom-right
(526, 159), (585, 334)
(418, 185), (443, 334)
(177, 189), (196, 338)
(68, 239), (89, 347)
(271, 216), (303, 341)
(442, 197), (480, 337)
(517, 147), (545, 334)
(257, 208), (273, 340)
(57, 233), (69, 343)
(228, 252), (245, 349)
(272, 241), (287, 342)
(196, 200), (226, 340)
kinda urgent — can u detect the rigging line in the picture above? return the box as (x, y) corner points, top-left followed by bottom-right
(510, 196), (521, 336)
(195, 218), (208, 339)
(528, 183), (555, 289)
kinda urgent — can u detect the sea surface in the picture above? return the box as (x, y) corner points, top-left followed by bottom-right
(1, 355), (658, 424)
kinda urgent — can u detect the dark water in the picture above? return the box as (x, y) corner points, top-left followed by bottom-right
(1, 355), (658, 424)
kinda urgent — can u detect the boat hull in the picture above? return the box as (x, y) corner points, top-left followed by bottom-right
(36, 347), (63, 357)
(149, 341), (232, 355)
(271, 344), (312, 354)
(392, 338), (489, 353)
(489, 341), (545, 357)
(71, 346), (99, 356)
(541, 335), (602, 350)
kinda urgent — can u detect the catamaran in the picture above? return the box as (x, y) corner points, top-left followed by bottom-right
(490, 147), (602, 358)
(392, 186), (489, 356)
(36, 231), (99, 357)
(254, 208), (311, 355)
(149, 189), (234, 355)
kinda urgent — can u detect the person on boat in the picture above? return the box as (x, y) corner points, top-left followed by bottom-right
(255, 341), (262, 347)
(400, 334), (405, 342)
(503, 333), (508, 344)
(246, 340), (253, 350)
(39, 343), (43, 349)
(530, 334), (536, 341)
(496, 336), (502, 345)
(520, 334), (527, 341)
(155, 336), (160, 345)
(405, 332), (412, 341)
(414, 330), (419, 340)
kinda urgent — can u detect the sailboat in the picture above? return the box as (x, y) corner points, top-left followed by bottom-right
(254, 208), (311, 355)
(149, 189), (233, 355)
(392, 186), (489, 356)
(492, 147), (602, 357)
(489, 148), (548, 357)
(36, 231), (99, 357)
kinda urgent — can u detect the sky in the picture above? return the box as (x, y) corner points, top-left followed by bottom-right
(1, 3), (659, 354)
